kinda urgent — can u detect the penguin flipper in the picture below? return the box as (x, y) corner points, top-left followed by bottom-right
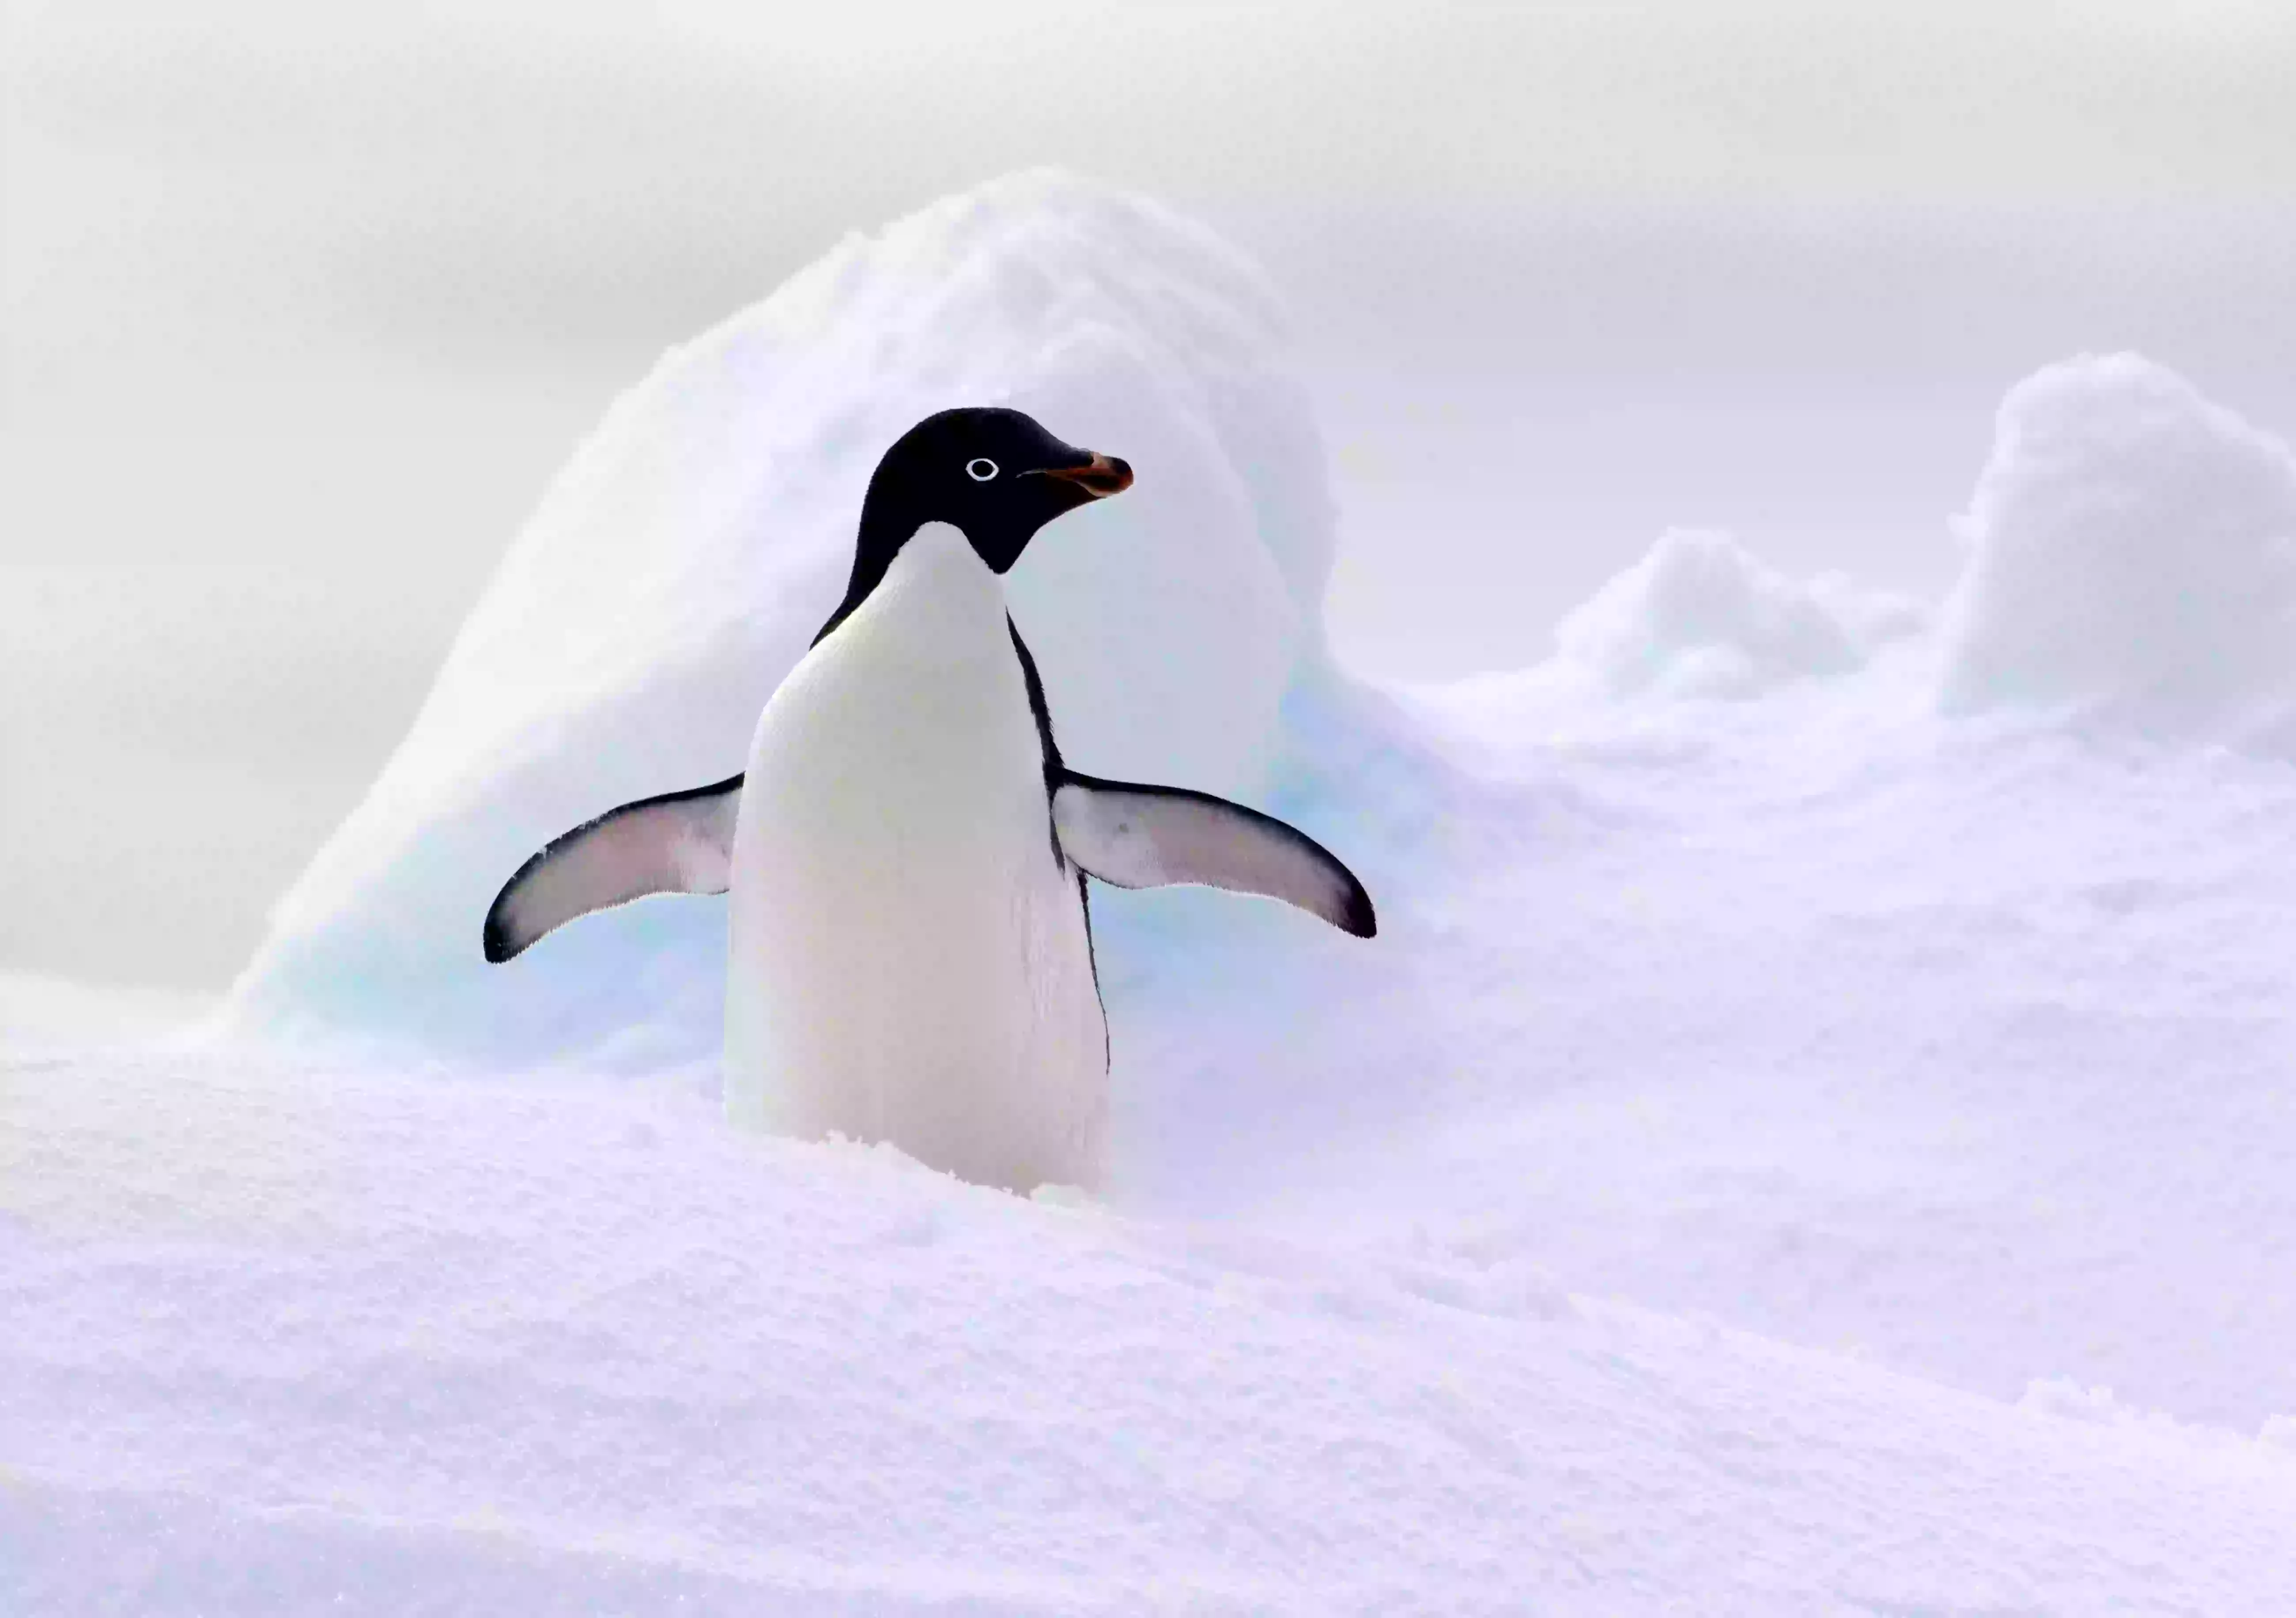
(483, 774), (744, 963)
(1051, 771), (1376, 938)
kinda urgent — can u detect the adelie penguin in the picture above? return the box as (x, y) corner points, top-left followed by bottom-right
(483, 407), (1375, 1192)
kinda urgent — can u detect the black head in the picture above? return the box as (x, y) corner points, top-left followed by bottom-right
(818, 408), (1132, 643)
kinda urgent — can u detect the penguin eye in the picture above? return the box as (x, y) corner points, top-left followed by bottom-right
(965, 457), (999, 482)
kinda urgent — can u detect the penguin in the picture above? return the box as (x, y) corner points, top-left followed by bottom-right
(483, 407), (1374, 1192)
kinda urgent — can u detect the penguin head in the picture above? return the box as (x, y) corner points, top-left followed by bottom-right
(857, 407), (1133, 576)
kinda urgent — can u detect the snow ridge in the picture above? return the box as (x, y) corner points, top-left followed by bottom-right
(7, 1045), (2294, 1616)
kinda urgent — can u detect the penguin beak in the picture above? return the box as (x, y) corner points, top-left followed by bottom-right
(1037, 452), (1134, 499)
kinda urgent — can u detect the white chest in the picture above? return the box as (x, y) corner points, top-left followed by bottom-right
(720, 525), (1108, 1190)
(750, 525), (1043, 861)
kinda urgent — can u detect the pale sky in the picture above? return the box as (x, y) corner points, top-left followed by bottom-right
(5, 0), (2294, 989)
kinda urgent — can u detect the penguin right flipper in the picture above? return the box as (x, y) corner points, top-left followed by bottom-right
(483, 774), (744, 963)
(1051, 771), (1376, 938)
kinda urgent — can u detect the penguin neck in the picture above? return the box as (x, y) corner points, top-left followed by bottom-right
(836, 523), (1008, 661)
(815, 495), (993, 646)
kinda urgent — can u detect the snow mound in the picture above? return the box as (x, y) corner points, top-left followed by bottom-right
(1553, 529), (1918, 700)
(224, 171), (1336, 1062)
(1939, 352), (2296, 726)
(8, 1044), (2294, 1615)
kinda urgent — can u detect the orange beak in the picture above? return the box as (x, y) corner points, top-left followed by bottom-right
(1039, 453), (1134, 498)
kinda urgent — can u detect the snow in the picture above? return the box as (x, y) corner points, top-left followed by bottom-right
(223, 169), (1330, 1066)
(15, 173), (2296, 1608)
(1551, 527), (1920, 699)
(8, 1042), (2296, 1614)
(1940, 351), (2296, 732)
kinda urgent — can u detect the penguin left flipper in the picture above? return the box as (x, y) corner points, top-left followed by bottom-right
(483, 774), (745, 963)
(1052, 771), (1376, 938)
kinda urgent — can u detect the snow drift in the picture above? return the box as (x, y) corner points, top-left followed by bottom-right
(1940, 352), (2296, 728)
(224, 172), (1345, 1063)
(1553, 527), (1918, 699)
(9, 1043), (2295, 1616)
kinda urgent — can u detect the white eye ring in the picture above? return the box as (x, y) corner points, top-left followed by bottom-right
(965, 457), (999, 482)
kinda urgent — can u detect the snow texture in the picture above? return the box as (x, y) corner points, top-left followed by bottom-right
(1940, 351), (2296, 730)
(8, 1039), (2296, 1615)
(1552, 527), (1920, 699)
(223, 170), (1333, 1066)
